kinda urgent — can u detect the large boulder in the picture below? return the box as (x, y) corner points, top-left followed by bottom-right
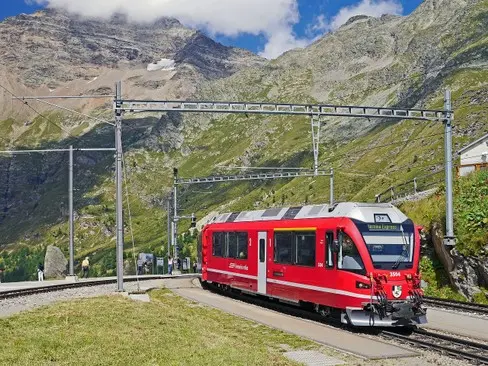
(44, 245), (68, 279)
(449, 249), (481, 300)
(430, 222), (483, 300)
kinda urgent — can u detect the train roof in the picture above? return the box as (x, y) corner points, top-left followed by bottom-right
(208, 202), (409, 225)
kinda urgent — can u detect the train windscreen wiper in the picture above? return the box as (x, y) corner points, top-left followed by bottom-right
(392, 225), (409, 270)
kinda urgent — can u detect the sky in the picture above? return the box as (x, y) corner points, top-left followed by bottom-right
(2, 0), (424, 59)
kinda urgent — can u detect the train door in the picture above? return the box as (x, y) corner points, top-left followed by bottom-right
(257, 231), (267, 294)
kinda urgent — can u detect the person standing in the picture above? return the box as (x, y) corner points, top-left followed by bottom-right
(37, 263), (44, 282)
(192, 261), (197, 273)
(81, 257), (90, 278)
(168, 256), (173, 275)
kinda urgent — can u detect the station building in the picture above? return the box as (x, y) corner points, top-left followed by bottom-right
(458, 133), (488, 177)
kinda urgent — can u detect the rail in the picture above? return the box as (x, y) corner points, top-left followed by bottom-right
(204, 283), (488, 363)
(381, 329), (488, 365)
(0, 274), (200, 300)
(423, 296), (488, 315)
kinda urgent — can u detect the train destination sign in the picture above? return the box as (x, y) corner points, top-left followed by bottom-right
(367, 224), (401, 231)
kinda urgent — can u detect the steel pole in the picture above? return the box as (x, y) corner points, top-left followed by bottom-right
(173, 184), (177, 259)
(115, 81), (125, 290)
(330, 168), (334, 206)
(443, 89), (456, 246)
(68, 145), (74, 276)
(167, 198), (171, 274)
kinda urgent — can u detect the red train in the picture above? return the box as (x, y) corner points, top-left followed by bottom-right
(199, 202), (427, 327)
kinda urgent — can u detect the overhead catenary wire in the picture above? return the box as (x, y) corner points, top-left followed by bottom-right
(24, 98), (115, 126)
(18, 95), (114, 100)
(317, 130), (447, 169)
(0, 83), (83, 143)
(121, 149), (140, 291)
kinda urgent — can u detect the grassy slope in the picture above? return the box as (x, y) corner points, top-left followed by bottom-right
(400, 170), (488, 302)
(0, 2), (487, 281)
(0, 289), (330, 365)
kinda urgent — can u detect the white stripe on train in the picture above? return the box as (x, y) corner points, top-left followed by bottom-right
(206, 268), (375, 300)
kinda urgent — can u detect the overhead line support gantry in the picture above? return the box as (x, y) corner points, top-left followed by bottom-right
(112, 86), (454, 289)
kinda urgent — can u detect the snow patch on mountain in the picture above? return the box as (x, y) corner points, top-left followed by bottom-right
(147, 59), (176, 71)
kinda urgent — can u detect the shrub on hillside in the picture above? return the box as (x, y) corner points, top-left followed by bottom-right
(455, 169), (488, 256)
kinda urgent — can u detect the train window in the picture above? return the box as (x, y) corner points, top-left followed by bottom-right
(325, 231), (334, 268)
(259, 239), (265, 263)
(274, 231), (316, 266)
(227, 232), (238, 258)
(237, 232), (248, 259)
(295, 232), (315, 267)
(337, 232), (365, 273)
(225, 232), (248, 259)
(212, 232), (225, 257)
(274, 232), (293, 264)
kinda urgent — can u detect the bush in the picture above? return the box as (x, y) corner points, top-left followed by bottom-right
(455, 170), (488, 256)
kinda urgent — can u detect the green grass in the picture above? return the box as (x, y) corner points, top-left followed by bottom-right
(0, 289), (330, 366)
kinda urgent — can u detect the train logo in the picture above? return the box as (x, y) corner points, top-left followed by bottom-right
(229, 263), (249, 271)
(392, 285), (403, 298)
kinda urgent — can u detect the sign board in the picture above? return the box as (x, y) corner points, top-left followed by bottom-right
(156, 257), (165, 267)
(138, 253), (154, 263)
(367, 224), (401, 231)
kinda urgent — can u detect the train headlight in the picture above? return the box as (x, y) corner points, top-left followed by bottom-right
(356, 281), (371, 289)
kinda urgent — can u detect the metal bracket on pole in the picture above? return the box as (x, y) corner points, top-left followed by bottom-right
(115, 81), (125, 291)
(311, 114), (322, 175)
(443, 89), (456, 247)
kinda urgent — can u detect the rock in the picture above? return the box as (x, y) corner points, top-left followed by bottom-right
(430, 222), (454, 272)
(124, 260), (135, 275)
(43, 245), (68, 279)
(476, 257), (488, 289)
(429, 222), (484, 300)
(449, 249), (481, 300)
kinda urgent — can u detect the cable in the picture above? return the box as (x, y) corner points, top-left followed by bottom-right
(29, 98), (114, 126)
(121, 149), (140, 291)
(0, 83), (83, 143)
(318, 130), (446, 168)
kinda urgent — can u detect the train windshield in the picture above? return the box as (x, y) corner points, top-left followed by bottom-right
(354, 221), (415, 269)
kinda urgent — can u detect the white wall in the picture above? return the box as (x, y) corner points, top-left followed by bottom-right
(461, 140), (488, 166)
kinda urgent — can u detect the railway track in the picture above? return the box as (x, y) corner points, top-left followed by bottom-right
(423, 296), (488, 316)
(205, 284), (488, 364)
(0, 274), (199, 300)
(381, 328), (488, 365)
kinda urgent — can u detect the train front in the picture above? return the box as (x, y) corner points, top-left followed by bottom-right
(338, 208), (427, 327)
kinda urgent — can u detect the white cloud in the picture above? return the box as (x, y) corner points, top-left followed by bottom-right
(329, 0), (403, 31)
(31, 0), (308, 59)
(30, 0), (403, 59)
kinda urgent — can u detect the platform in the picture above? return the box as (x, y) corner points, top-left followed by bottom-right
(421, 307), (488, 342)
(0, 274), (198, 293)
(171, 279), (418, 360)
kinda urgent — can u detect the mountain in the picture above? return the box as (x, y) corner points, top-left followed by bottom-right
(0, 9), (265, 121)
(0, 0), (487, 285)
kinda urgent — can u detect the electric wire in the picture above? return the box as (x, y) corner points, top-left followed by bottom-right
(122, 149), (140, 291)
(28, 98), (115, 126)
(0, 83), (83, 143)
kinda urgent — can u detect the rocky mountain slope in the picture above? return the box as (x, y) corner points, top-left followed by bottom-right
(0, 0), (487, 289)
(0, 9), (264, 121)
